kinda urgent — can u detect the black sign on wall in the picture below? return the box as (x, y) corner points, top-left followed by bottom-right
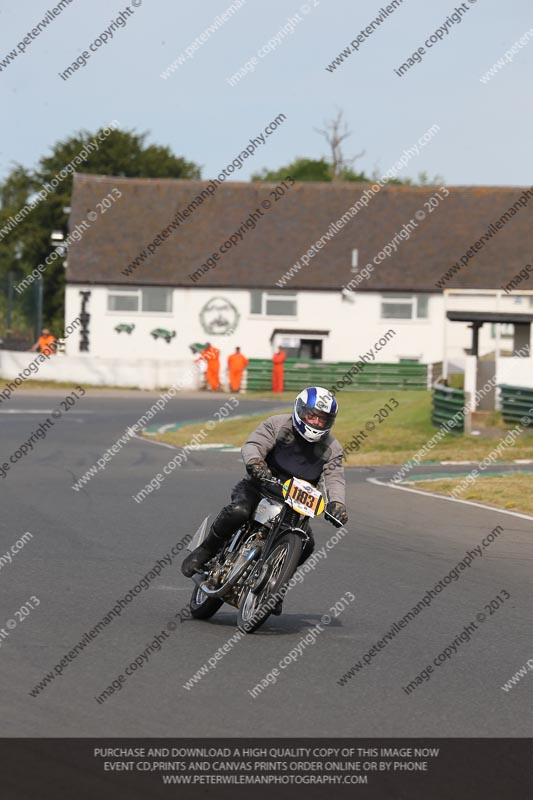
(79, 291), (91, 352)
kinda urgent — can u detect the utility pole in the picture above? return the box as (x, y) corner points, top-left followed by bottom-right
(6, 270), (13, 339)
(35, 276), (43, 340)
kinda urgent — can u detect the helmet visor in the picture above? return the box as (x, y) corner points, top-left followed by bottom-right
(296, 399), (335, 431)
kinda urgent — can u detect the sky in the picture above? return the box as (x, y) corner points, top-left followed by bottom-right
(1, 0), (532, 187)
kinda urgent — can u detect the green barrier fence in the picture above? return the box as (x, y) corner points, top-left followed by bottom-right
(499, 384), (533, 426)
(245, 360), (429, 392)
(431, 382), (465, 433)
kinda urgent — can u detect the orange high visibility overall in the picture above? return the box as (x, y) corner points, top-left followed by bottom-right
(196, 345), (220, 390)
(228, 352), (248, 392)
(272, 351), (286, 393)
(38, 335), (57, 356)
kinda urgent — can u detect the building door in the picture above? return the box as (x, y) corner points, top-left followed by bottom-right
(513, 323), (531, 356)
(299, 339), (322, 359)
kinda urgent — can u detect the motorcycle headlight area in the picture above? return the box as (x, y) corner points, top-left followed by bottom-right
(282, 477), (325, 517)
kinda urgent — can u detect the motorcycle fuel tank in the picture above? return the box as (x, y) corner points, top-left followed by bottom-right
(252, 497), (283, 526)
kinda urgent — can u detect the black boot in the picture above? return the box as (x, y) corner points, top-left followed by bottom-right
(181, 527), (227, 577)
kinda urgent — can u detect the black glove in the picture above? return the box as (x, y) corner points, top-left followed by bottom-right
(326, 501), (348, 525)
(246, 459), (273, 483)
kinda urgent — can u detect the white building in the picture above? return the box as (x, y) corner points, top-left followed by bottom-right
(60, 174), (533, 389)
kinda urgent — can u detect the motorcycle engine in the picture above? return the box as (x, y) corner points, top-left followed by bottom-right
(217, 531), (266, 608)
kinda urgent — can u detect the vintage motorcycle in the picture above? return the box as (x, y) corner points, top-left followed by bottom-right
(185, 475), (344, 633)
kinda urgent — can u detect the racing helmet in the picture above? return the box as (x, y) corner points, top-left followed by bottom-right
(292, 387), (338, 443)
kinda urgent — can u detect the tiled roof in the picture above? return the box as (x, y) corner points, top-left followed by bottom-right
(67, 173), (533, 292)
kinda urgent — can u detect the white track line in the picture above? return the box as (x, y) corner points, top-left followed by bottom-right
(439, 460), (476, 465)
(154, 423), (180, 433)
(131, 434), (205, 470)
(367, 477), (533, 521)
(0, 409), (96, 414)
(0, 409), (53, 414)
(132, 433), (177, 450)
(133, 434), (239, 453)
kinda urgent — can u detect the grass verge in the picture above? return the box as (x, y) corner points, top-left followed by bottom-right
(410, 474), (533, 516)
(150, 390), (533, 466)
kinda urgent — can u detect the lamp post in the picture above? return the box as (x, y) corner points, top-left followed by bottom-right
(34, 275), (43, 340)
(6, 270), (13, 338)
(35, 229), (67, 339)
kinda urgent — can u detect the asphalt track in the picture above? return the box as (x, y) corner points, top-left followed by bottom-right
(1, 390), (532, 737)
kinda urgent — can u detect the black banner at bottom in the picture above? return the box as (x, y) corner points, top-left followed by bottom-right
(2, 738), (531, 799)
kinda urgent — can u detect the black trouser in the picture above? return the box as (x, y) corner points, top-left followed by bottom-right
(210, 477), (315, 565)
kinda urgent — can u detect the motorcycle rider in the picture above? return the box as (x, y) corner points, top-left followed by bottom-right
(181, 387), (348, 580)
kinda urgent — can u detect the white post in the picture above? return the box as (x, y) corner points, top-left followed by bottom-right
(464, 354), (478, 414)
(442, 290), (448, 380)
(495, 289), (502, 359)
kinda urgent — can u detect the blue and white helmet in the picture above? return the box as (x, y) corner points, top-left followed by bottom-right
(293, 386), (338, 443)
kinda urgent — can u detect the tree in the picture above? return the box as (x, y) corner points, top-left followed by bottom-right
(314, 109), (366, 181)
(408, 170), (446, 187)
(253, 110), (370, 183)
(252, 156), (369, 183)
(0, 128), (201, 337)
(252, 110), (444, 187)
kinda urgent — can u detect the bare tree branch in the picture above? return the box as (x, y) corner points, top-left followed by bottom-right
(314, 109), (365, 180)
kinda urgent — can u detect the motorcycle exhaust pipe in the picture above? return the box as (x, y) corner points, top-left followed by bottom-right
(198, 547), (261, 598)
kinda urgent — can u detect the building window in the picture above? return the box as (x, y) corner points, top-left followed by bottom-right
(141, 287), (172, 312)
(107, 287), (172, 313)
(250, 290), (262, 314)
(381, 294), (429, 320)
(250, 290), (297, 316)
(108, 289), (139, 312)
(490, 323), (514, 339)
(417, 295), (429, 318)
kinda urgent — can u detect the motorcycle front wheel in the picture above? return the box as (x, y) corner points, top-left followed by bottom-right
(237, 532), (302, 633)
(189, 584), (223, 619)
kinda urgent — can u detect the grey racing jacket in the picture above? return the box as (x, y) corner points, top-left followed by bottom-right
(241, 414), (345, 504)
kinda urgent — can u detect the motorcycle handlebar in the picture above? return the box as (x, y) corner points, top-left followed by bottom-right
(261, 477), (345, 528)
(324, 510), (345, 529)
(259, 476), (284, 498)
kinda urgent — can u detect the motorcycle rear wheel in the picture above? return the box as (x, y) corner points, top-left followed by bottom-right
(237, 532), (302, 633)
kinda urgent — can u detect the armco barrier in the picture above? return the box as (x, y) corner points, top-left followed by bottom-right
(246, 359), (429, 392)
(432, 382), (465, 433)
(499, 384), (533, 426)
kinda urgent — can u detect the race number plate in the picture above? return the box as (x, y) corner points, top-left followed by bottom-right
(282, 477), (325, 517)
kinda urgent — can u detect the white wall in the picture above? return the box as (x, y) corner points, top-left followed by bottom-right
(332, 292), (445, 363)
(0, 351), (202, 391)
(65, 284), (451, 364)
(496, 356), (533, 391)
